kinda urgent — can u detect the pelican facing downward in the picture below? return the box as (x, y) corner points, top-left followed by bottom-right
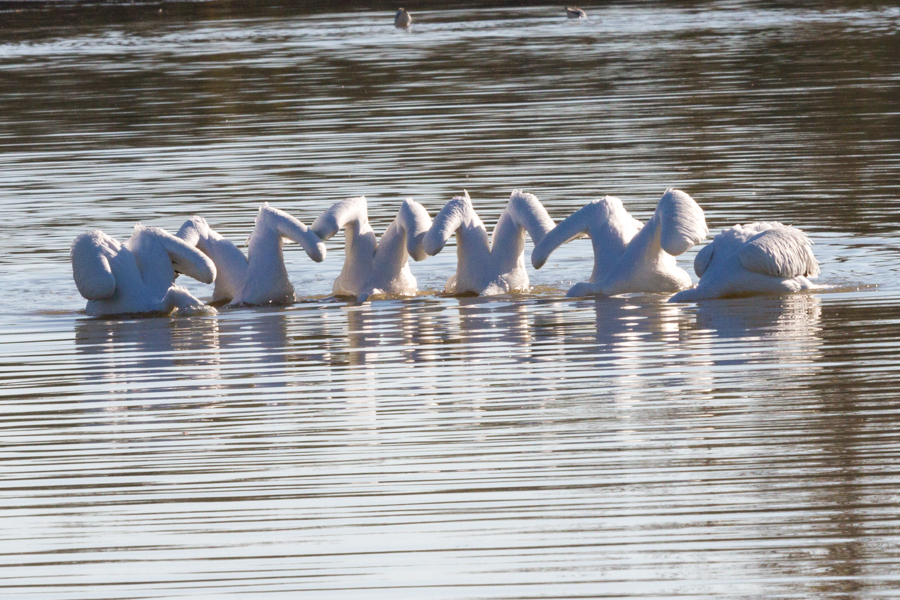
(423, 190), (555, 295)
(72, 225), (216, 316)
(669, 223), (819, 302)
(177, 203), (325, 306)
(532, 188), (708, 297)
(311, 196), (432, 302)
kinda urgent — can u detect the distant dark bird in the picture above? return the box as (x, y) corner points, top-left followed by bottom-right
(395, 8), (412, 27)
(566, 6), (587, 18)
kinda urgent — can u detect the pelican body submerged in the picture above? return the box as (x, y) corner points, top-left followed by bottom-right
(669, 222), (819, 302)
(311, 196), (432, 302)
(71, 225), (216, 316)
(532, 188), (709, 297)
(177, 203), (325, 306)
(423, 190), (555, 295)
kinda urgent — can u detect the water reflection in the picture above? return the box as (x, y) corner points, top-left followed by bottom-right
(345, 300), (423, 366)
(694, 294), (822, 341)
(73, 307), (341, 397)
(74, 315), (220, 391)
(457, 296), (532, 356)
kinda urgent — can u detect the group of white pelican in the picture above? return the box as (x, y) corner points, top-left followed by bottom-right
(71, 188), (820, 317)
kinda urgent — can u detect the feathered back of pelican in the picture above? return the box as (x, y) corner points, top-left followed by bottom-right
(695, 222), (818, 279)
(739, 224), (819, 278)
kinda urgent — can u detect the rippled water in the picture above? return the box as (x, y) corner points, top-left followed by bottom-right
(2, 1), (900, 597)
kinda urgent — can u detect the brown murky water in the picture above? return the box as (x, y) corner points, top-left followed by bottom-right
(1, 1), (900, 597)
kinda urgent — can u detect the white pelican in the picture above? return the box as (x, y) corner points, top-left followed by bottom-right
(423, 190), (555, 295)
(71, 225), (216, 317)
(395, 8), (412, 27)
(531, 188), (708, 297)
(669, 222), (819, 302)
(311, 196), (432, 302)
(177, 203), (325, 306)
(566, 6), (587, 18)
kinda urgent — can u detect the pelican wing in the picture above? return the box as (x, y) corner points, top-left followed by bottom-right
(656, 188), (708, 256)
(693, 241), (715, 277)
(506, 190), (555, 245)
(267, 205), (326, 262)
(531, 204), (592, 269)
(71, 231), (118, 300)
(423, 191), (471, 256)
(146, 227), (217, 284)
(739, 227), (819, 278)
(397, 198), (432, 261)
(311, 196), (368, 242)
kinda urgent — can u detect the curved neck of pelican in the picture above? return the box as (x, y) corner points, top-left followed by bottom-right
(453, 220), (493, 275)
(247, 222), (285, 271)
(586, 205), (641, 283)
(341, 217), (375, 255)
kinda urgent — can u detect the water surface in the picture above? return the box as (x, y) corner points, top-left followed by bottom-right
(2, 2), (900, 598)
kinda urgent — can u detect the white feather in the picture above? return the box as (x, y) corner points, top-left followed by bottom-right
(671, 222), (819, 302)
(424, 189), (554, 295)
(533, 189), (705, 296)
(177, 203), (324, 306)
(71, 231), (119, 300)
(313, 196), (432, 300)
(71, 227), (211, 316)
(739, 226), (819, 278)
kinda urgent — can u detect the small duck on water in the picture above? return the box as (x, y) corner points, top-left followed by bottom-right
(566, 6), (587, 18)
(395, 8), (412, 27)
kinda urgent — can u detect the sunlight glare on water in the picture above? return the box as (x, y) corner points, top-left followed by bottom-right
(1, 1), (900, 598)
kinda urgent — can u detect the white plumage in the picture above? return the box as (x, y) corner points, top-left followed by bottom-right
(423, 190), (555, 295)
(532, 188), (708, 297)
(71, 225), (216, 316)
(311, 196), (432, 302)
(177, 203), (325, 306)
(669, 222), (819, 302)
